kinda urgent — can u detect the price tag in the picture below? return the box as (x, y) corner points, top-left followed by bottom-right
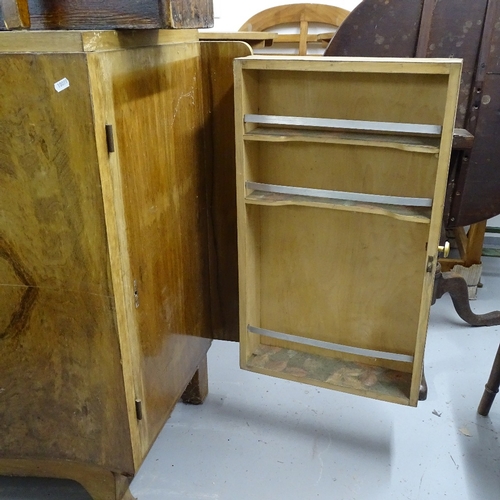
(54, 78), (70, 93)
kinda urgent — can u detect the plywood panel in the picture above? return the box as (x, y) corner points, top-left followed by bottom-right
(200, 41), (253, 342)
(258, 206), (428, 355)
(254, 70), (449, 126)
(0, 53), (133, 473)
(255, 142), (439, 199)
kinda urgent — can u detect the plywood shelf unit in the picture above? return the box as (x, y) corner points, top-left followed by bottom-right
(234, 56), (462, 406)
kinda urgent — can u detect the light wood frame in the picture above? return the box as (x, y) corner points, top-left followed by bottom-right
(235, 56), (462, 406)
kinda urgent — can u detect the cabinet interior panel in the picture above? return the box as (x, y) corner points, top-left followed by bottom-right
(245, 70), (449, 126)
(246, 142), (439, 199)
(236, 56), (462, 406)
(256, 205), (427, 355)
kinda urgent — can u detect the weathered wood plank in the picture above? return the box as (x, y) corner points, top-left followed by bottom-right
(0, 0), (213, 30)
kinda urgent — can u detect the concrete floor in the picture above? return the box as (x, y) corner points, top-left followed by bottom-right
(1, 258), (500, 500)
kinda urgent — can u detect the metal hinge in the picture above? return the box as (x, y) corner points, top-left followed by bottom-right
(105, 124), (115, 153)
(135, 399), (143, 421)
(133, 280), (139, 308)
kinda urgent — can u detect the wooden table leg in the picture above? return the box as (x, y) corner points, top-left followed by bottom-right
(478, 344), (500, 416)
(181, 354), (209, 405)
(462, 220), (487, 267)
(440, 220), (487, 272)
(423, 264), (500, 402)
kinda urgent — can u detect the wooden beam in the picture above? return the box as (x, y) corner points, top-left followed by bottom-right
(452, 128), (474, 150)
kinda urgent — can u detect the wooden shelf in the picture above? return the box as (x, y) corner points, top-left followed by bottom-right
(243, 126), (441, 153)
(245, 343), (411, 405)
(244, 114), (442, 153)
(245, 185), (432, 223)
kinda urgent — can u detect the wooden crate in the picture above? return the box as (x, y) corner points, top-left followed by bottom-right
(0, 30), (211, 499)
(235, 56), (461, 406)
(0, 0), (214, 30)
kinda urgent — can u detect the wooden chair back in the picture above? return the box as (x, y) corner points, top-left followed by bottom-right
(239, 3), (350, 55)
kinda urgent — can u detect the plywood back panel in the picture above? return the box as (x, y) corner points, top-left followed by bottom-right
(259, 206), (427, 355)
(247, 70), (449, 126)
(254, 142), (438, 199)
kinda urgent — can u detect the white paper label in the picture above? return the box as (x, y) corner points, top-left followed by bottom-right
(54, 78), (70, 93)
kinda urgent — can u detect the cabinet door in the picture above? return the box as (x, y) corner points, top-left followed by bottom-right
(235, 56), (461, 406)
(0, 51), (133, 473)
(87, 34), (212, 460)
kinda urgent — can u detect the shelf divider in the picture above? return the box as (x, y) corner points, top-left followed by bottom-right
(245, 114), (442, 137)
(246, 182), (432, 207)
(243, 126), (441, 153)
(248, 325), (413, 363)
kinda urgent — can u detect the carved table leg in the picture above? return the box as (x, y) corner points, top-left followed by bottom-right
(433, 263), (500, 326)
(421, 264), (500, 402)
(478, 344), (500, 416)
(181, 354), (208, 405)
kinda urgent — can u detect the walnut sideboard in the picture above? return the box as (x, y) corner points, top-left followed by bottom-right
(0, 30), (212, 499)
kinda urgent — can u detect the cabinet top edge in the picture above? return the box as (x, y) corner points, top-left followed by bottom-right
(0, 29), (199, 54)
(234, 55), (463, 75)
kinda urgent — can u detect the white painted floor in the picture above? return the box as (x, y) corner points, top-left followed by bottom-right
(1, 257), (500, 500)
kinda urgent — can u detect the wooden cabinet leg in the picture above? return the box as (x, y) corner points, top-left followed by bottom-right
(0, 459), (133, 500)
(181, 355), (209, 405)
